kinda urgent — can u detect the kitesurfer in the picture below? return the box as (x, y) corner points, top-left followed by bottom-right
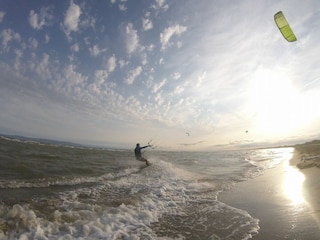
(134, 143), (151, 166)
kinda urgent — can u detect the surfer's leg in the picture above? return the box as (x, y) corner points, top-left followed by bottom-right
(141, 157), (150, 166)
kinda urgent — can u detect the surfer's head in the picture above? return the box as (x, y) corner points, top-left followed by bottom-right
(136, 143), (140, 147)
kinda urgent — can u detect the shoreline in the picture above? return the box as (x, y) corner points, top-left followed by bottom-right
(219, 146), (320, 239)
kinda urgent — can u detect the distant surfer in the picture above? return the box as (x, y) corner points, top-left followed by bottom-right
(134, 143), (151, 166)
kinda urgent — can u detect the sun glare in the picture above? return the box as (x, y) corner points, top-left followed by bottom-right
(283, 160), (305, 205)
(248, 69), (314, 137)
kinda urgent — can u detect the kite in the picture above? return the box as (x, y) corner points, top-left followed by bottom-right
(274, 11), (297, 42)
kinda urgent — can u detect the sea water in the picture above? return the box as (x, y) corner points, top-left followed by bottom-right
(0, 136), (294, 240)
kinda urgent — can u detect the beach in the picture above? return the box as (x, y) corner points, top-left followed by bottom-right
(219, 142), (320, 239)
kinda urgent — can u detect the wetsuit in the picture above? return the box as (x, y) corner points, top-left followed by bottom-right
(134, 144), (150, 166)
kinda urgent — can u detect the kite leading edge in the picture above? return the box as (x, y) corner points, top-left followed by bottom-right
(274, 11), (297, 42)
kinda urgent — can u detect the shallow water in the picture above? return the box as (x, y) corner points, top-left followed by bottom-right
(0, 136), (294, 239)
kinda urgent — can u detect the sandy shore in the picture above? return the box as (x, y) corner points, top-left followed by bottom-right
(219, 144), (320, 240)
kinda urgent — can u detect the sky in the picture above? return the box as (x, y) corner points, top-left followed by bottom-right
(1, 0), (320, 150)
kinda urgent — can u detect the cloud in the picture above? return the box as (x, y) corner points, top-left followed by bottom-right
(52, 64), (88, 96)
(142, 16), (153, 31)
(71, 43), (79, 52)
(94, 70), (108, 85)
(90, 70), (109, 94)
(107, 55), (117, 72)
(45, 34), (50, 43)
(89, 44), (107, 56)
(152, 78), (167, 93)
(118, 59), (127, 68)
(80, 15), (96, 30)
(171, 72), (181, 80)
(125, 66), (142, 85)
(28, 37), (38, 49)
(174, 85), (184, 95)
(62, 0), (82, 40)
(160, 24), (187, 50)
(155, 92), (165, 106)
(34, 53), (51, 80)
(0, 11), (6, 23)
(0, 28), (21, 50)
(125, 23), (139, 54)
(14, 49), (23, 70)
(152, 0), (169, 11)
(119, 4), (127, 11)
(28, 7), (53, 30)
(197, 71), (206, 87)
(141, 53), (148, 65)
(89, 45), (100, 56)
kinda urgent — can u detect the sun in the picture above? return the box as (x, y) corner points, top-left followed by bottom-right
(248, 69), (314, 137)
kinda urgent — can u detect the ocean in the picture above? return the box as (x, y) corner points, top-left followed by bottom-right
(0, 136), (294, 240)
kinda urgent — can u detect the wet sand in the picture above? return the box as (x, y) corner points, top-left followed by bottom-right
(219, 144), (320, 239)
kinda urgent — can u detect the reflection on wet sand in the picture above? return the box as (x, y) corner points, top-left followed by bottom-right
(283, 160), (306, 205)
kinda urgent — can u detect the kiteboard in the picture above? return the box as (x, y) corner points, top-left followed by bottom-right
(140, 164), (150, 170)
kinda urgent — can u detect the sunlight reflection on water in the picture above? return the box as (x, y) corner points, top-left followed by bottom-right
(283, 159), (306, 205)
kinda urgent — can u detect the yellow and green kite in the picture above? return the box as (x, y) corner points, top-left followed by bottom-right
(274, 11), (297, 42)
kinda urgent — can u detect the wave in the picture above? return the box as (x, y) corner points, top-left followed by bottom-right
(0, 159), (259, 240)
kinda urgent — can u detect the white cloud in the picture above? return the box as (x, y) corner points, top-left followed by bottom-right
(152, 0), (169, 11)
(14, 49), (23, 70)
(29, 37), (38, 49)
(63, 0), (82, 40)
(107, 55), (117, 72)
(126, 66), (142, 85)
(0, 11), (6, 23)
(71, 43), (79, 52)
(125, 23), (139, 54)
(197, 71), (206, 87)
(61, 64), (88, 93)
(45, 34), (50, 43)
(160, 24), (187, 50)
(172, 72), (181, 80)
(0, 28), (21, 50)
(89, 44), (107, 56)
(89, 44), (100, 56)
(28, 7), (53, 30)
(118, 59), (127, 68)
(34, 53), (51, 80)
(141, 53), (148, 65)
(81, 15), (96, 29)
(146, 44), (155, 52)
(174, 85), (184, 94)
(142, 17), (153, 31)
(152, 78), (167, 93)
(155, 92), (165, 106)
(94, 70), (108, 85)
(119, 4), (127, 11)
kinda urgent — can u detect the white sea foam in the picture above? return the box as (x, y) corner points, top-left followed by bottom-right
(0, 159), (260, 239)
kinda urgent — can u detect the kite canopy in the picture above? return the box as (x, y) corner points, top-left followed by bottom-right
(274, 11), (297, 42)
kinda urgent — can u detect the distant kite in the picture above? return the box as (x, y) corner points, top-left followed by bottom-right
(186, 132), (190, 136)
(245, 130), (248, 134)
(274, 11), (297, 42)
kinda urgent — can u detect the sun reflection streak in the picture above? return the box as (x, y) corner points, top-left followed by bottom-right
(283, 160), (306, 205)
